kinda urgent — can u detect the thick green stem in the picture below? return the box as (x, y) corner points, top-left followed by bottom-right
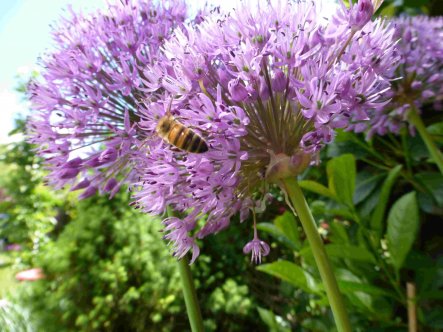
(177, 256), (204, 332)
(408, 107), (443, 174)
(167, 208), (204, 332)
(280, 177), (351, 332)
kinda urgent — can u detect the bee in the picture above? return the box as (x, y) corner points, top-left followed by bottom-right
(156, 108), (208, 154)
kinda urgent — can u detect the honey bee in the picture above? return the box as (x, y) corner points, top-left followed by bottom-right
(156, 109), (208, 154)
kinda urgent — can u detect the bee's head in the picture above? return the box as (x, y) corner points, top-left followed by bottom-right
(156, 116), (172, 136)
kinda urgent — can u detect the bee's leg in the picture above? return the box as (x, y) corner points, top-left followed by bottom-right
(168, 145), (183, 153)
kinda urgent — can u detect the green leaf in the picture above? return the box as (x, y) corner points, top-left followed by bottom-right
(387, 192), (420, 271)
(358, 185), (382, 218)
(257, 222), (298, 251)
(325, 244), (376, 263)
(257, 261), (319, 294)
(354, 172), (384, 205)
(300, 244), (376, 264)
(257, 307), (279, 331)
(415, 172), (443, 207)
(327, 130), (369, 159)
(416, 172), (443, 215)
(301, 319), (329, 332)
(329, 222), (350, 244)
(274, 211), (301, 248)
(257, 307), (290, 332)
(298, 180), (336, 200)
(327, 154), (356, 207)
(380, 3), (396, 16)
(370, 165), (403, 237)
(335, 269), (375, 314)
(338, 281), (395, 298)
(427, 121), (443, 144)
(408, 134), (429, 161)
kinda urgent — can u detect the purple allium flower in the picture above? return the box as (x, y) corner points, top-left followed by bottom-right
(354, 16), (443, 137)
(27, 0), (188, 197)
(134, 1), (397, 262)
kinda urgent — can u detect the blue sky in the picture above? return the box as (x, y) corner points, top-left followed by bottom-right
(0, 0), (105, 143)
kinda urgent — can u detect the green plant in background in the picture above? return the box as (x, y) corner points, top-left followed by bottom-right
(257, 152), (443, 331)
(17, 196), (278, 332)
(378, 0), (441, 16)
(0, 299), (33, 332)
(0, 117), (64, 249)
(18, 193), (184, 332)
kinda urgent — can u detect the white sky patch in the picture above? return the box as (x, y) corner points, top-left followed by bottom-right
(0, 84), (28, 143)
(0, 0), (106, 144)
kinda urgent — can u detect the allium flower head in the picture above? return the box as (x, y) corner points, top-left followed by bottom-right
(27, 0), (187, 197)
(135, 0), (397, 262)
(355, 16), (443, 137)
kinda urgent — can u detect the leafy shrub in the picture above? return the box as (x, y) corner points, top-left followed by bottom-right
(0, 298), (33, 332)
(0, 117), (65, 253)
(20, 194), (184, 332)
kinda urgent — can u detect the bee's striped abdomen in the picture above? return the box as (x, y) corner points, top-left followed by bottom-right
(186, 129), (208, 153)
(157, 116), (208, 153)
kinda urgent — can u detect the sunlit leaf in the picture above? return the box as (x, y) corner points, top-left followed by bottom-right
(327, 154), (356, 207)
(257, 261), (320, 294)
(298, 180), (336, 200)
(370, 165), (403, 237)
(274, 211), (301, 248)
(325, 244), (376, 263)
(387, 192), (419, 271)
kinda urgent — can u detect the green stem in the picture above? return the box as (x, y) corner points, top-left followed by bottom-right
(177, 256), (205, 332)
(280, 177), (351, 332)
(408, 107), (443, 174)
(167, 208), (204, 332)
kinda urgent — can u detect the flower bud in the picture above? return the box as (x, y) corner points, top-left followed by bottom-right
(259, 77), (270, 101)
(59, 168), (80, 179)
(65, 157), (83, 168)
(98, 148), (118, 163)
(79, 185), (98, 199)
(272, 70), (286, 92)
(217, 68), (232, 88)
(104, 178), (118, 192)
(71, 178), (90, 191)
(350, 0), (374, 31)
(228, 79), (249, 102)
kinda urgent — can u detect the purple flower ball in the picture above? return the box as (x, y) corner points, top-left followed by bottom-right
(134, 0), (397, 262)
(351, 16), (443, 137)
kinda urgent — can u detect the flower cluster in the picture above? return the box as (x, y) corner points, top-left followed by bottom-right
(353, 16), (443, 137)
(133, 0), (397, 262)
(27, 0), (187, 198)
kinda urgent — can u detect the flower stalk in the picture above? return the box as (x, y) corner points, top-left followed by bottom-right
(408, 107), (443, 174)
(280, 177), (351, 332)
(167, 208), (204, 332)
(177, 256), (205, 332)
